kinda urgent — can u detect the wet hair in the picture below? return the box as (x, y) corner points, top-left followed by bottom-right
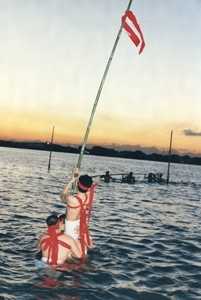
(46, 215), (59, 227)
(59, 213), (66, 220)
(78, 174), (93, 192)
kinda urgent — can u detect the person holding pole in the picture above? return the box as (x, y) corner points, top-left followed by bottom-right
(124, 172), (135, 183)
(60, 0), (144, 257)
(100, 171), (114, 183)
(60, 168), (98, 258)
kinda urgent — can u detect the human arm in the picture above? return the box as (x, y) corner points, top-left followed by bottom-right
(60, 168), (79, 203)
(36, 234), (43, 250)
(110, 175), (115, 181)
(85, 234), (95, 249)
(68, 236), (82, 258)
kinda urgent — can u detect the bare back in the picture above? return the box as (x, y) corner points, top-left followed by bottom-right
(40, 233), (70, 262)
(40, 233), (81, 262)
(66, 191), (90, 221)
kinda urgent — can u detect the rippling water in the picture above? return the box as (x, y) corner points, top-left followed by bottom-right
(0, 147), (201, 300)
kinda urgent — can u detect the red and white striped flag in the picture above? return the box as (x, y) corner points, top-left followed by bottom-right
(122, 10), (145, 54)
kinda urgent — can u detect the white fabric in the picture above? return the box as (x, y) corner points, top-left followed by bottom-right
(41, 257), (64, 265)
(64, 219), (79, 240)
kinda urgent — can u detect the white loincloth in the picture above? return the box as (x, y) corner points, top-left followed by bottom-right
(64, 219), (80, 240)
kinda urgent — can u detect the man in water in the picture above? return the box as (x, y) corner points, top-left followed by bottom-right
(36, 214), (82, 265)
(60, 167), (98, 258)
(100, 171), (114, 183)
(155, 173), (167, 183)
(144, 172), (157, 183)
(123, 172), (135, 183)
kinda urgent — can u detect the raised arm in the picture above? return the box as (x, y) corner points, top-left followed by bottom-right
(60, 167), (79, 203)
(68, 236), (82, 258)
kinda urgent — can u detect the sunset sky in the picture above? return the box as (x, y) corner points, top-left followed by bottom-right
(1, 0), (201, 156)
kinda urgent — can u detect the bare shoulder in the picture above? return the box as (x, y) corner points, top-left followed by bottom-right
(40, 233), (47, 241)
(36, 233), (46, 249)
(61, 193), (73, 204)
(62, 233), (74, 244)
(68, 194), (79, 206)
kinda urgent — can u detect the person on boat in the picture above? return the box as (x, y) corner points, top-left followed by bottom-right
(100, 171), (114, 183)
(60, 167), (98, 258)
(123, 172), (135, 184)
(36, 214), (82, 265)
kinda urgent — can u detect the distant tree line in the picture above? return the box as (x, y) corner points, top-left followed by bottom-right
(1, 140), (201, 166)
(87, 146), (201, 165)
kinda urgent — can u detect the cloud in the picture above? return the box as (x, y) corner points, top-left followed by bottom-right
(183, 129), (201, 136)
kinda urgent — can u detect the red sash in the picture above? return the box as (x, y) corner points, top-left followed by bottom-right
(76, 183), (98, 258)
(41, 229), (71, 265)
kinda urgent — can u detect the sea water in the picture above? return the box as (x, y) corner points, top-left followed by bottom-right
(0, 147), (201, 300)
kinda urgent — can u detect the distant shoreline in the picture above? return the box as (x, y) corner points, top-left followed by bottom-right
(1, 140), (201, 166)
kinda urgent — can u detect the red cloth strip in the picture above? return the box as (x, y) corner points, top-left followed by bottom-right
(78, 180), (89, 191)
(88, 183), (98, 224)
(122, 10), (145, 54)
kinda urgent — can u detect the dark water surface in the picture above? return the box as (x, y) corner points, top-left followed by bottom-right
(0, 147), (201, 300)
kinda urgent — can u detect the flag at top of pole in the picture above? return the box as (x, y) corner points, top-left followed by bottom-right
(122, 10), (145, 54)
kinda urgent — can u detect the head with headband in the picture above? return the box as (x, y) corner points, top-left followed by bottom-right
(46, 214), (62, 230)
(77, 175), (93, 193)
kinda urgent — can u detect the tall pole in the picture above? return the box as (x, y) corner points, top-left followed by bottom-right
(167, 130), (173, 184)
(48, 126), (55, 172)
(76, 0), (133, 171)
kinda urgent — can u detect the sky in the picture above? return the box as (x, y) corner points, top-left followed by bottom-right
(1, 0), (201, 156)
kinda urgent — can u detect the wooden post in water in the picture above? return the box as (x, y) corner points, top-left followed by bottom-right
(167, 130), (173, 184)
(48, 126), (55, 172)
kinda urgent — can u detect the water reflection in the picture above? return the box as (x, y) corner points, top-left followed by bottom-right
(0, 148), (201, 300)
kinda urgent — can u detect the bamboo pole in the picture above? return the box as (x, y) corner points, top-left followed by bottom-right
(48, 126), (55, 172)
(91, 173), (127, 178)
(76, 0), (133, 171)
